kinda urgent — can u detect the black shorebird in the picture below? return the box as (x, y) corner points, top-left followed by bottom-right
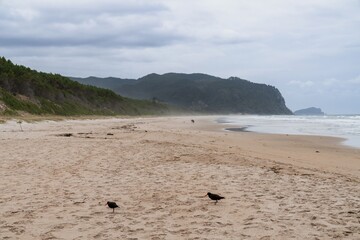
(206, 192), (225, 204)
(106, 201), (119, 212)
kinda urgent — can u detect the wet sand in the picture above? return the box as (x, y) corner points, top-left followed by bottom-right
(0, 116), (359, 239)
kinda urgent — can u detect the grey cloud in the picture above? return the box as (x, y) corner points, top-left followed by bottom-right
(33, 2), (169, 26)
(1, 1), (168, 18)
(210, 35), (261, 45)
(0, 31), (187, 48)
(0, 1), (186, 49)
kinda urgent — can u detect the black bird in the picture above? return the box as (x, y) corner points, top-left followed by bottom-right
(106, 201), (119, 212)
(206, 192), (225, 204)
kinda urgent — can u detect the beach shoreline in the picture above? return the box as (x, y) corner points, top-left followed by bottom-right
(215, 114), (360, 149)
(1, 116), (359, 239)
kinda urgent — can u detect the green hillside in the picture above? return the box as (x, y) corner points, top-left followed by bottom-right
(72, 73), (292, 114)
(0, 57), (169, 116)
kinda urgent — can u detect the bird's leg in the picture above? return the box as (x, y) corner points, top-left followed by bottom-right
(215, 200), (217, 205)
(113, 208), (114, 213)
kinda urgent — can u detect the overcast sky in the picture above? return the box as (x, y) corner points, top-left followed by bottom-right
(1, 0), (359, 114)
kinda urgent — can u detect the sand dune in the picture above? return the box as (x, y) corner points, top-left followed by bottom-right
(1, 116), (359, 239)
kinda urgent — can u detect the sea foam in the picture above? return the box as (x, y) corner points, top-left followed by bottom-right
(218, 115), (360, 148)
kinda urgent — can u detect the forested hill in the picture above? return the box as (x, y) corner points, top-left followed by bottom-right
(0, 57), (168, 116)
(72, 73), (292, 114)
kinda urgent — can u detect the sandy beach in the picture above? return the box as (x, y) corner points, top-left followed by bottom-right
(1, 116), (359, 239)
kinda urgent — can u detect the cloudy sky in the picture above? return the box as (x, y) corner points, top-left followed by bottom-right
(1, 0), (359, 114)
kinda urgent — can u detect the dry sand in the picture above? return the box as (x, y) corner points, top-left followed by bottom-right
(0, 116), (359, 239)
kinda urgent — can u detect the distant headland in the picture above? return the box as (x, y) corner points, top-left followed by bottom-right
(294, 107), (325, 115)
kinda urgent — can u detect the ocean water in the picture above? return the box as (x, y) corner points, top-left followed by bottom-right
(217, 115), (360, 148)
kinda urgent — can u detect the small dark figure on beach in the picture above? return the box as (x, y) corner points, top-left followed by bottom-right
(206, 192), (225, 204)
(191, 119), (195, 123)
(106, 201), (119, 212)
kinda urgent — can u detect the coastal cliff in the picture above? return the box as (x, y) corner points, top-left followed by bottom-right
(72, 73), (292, 115)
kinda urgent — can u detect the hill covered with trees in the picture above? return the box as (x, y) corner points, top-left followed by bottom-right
(72, 73), (292, 114)
(0, 57), (169, 116)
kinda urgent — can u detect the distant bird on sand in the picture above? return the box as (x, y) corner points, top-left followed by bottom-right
(106, 201), (119, 212)
(191, 119), (195, 123)
(206, 192), (225, 204)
